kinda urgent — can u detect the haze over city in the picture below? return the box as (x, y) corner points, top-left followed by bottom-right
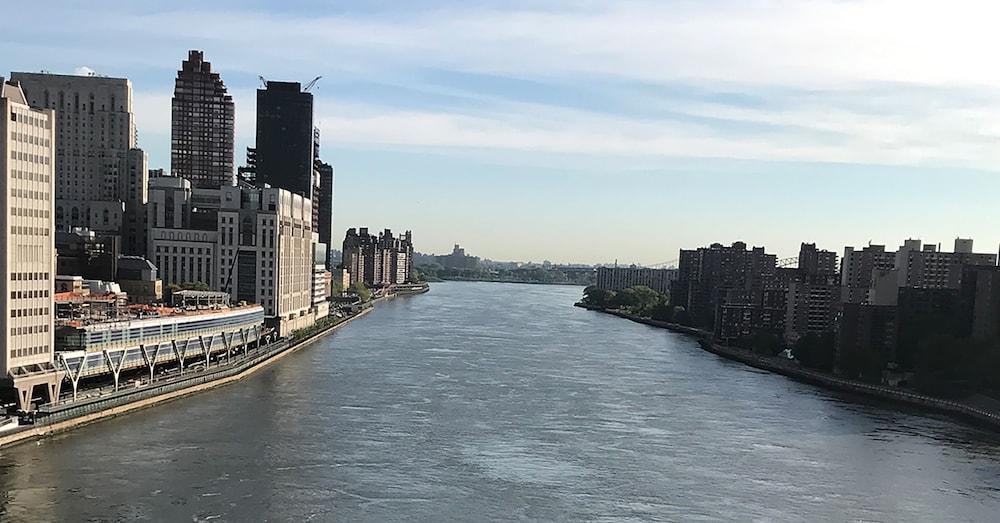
(6, 0), (1000, 263)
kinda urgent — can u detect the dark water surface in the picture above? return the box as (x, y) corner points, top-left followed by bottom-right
(2, 282), (1000, 522)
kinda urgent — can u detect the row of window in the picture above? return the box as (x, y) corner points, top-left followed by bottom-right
(8, 150), (51, 164)
(10, 226), (50, 236)
(11, 272), (50, 281)
(10, 169), (50, 183)
(11, 324), (50, 336)
(11, 208), (51, 219)
(10, 290), (49, 300)
(10, 111), (48, 128)
(10, 307), (49, 318)
(10, 132), (50, 147)
(155, 245), (212, 255)
(12, 346), (46, 359)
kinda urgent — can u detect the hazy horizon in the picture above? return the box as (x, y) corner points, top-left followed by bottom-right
(7, 0), (1000, 264)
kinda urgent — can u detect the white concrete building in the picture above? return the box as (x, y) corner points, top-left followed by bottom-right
(0, 79), (62, 410)
(10, 72), (136, 235)
(313, 240), (329, 320)
(218, 186), (316, 336)
(147, 177), (218, 288)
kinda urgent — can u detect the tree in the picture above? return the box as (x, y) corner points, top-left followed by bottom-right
(748, 331), (781, 356)
(331, 279), (344, 296)
(649, 301), (674, 322)
(628, 285), (662, 316)
(582, 285), (615, 308)
(351, 281), (371, 302)
(168, 281), (210, 293)
(792, 333), (836, 371)
(611, 288), (639, 309)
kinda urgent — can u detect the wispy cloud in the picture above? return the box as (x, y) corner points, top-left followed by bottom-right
(16, 0), (1000, 170)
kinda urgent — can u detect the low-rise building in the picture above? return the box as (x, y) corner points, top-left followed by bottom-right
(54, 302), (264, 399)
(595, 266), (677, 295)
(116, 256), (162, 304)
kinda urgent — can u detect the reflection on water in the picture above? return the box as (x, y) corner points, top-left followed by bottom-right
(1, 282), (1000, 522)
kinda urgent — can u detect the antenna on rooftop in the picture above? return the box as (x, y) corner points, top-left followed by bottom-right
(258, 75), (268, 89)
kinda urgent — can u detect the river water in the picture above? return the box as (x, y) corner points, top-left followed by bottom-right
(2, 282), (1000, 521)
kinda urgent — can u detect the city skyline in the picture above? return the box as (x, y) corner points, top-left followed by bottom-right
(6, 1), (1000, 263)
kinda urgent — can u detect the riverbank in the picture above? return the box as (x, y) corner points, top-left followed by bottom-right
(577, 302), (1000, 431)
(0, 301), (386, 449)
(434, 278), (584, 286)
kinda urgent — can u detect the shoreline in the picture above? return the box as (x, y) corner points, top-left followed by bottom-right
(577, 303), (1000, 431)
(430, 278), (586, 286)
(0, 300), (386, 449)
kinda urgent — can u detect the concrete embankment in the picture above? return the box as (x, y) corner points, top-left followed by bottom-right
(0, 306), (375, 449)
(576, 303), (1000, 431)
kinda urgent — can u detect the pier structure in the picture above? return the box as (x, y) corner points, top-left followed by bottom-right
(54, 304), (264, 400)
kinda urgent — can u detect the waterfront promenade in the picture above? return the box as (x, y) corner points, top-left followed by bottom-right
(0, 303), (380, 449)
(577, 303), (1000, 431)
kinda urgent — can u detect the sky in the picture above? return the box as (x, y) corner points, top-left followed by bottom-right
(4, 0), (1000, 265)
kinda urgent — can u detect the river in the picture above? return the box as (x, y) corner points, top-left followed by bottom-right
(2, 282), (999, 521)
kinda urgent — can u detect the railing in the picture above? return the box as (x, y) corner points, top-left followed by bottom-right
(37, 338), (289, 426)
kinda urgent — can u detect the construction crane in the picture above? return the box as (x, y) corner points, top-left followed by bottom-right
(303, 76), (322, 92)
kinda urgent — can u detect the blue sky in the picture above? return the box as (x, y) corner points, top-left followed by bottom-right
(5, 0), (1000, 264)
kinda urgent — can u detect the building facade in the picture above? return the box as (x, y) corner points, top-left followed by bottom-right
(896, 239), (996, 290)
(342, 227), (413, 288)
(170, 50), (235, 189)
(798, 242), (837, 275)
(671, 242), (778, 337)
(218, 186), (317, 336)
(840, 244), (896, 304)
(147, 177), (218, 288)
(1, 79), (61, 410)
(315, 161), (335, 269)
(595, 266), (678, 295)
(254, 81), (314, 198)
(11, 71), (136, 235)
(785, 272), (841, 343)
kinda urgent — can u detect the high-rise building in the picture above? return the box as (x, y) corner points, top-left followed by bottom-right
(11, 71), (135, 234)
(895, 239), (996, 290)
(254, 81), (314, 198)
(670, 242), (778, 337)
(218, 185), (317, 336)
(785, 272), (841, 343)
(798, 242), (837, 275)
(147, 180), (319, 335)
(316, 161), (335, 269)
(1, 79), (62, 410)
(342, 228), (376, 286)
(840, 244), (896, 304)
(342, 227), (413, 287)
(118, 148), (148, 255)
(170, 50), (235, 189)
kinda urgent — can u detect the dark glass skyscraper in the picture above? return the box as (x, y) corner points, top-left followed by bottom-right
(171, 50), (235, 188)
(254, 81), (314, 198)
(316, 161), (335, 268)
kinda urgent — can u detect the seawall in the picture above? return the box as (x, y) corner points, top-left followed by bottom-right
(0, 306), (375, 449)
(577, 303), (1000, 431)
